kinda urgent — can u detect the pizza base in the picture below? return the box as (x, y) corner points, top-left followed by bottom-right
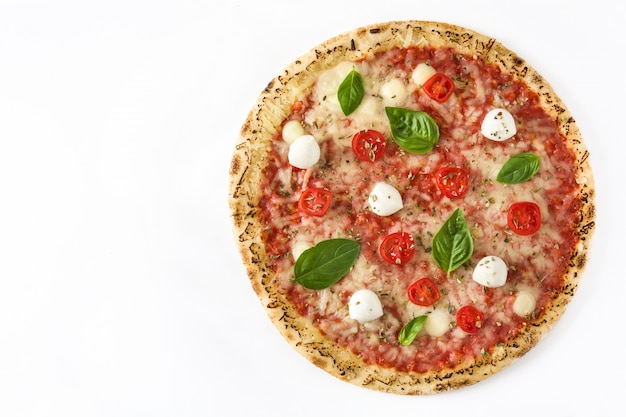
(229, 20), (595, 395)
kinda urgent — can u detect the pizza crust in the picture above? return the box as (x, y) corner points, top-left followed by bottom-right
(229, 21), (595, 394)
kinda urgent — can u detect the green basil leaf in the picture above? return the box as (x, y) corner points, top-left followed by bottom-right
(432, 208), (474, 277)
(385, 107), (440, 154)
(293, 238), (360, 289)
(398, 315), (428, 346)
(496, 152), (541, 184)
(337, 68), (364, 116)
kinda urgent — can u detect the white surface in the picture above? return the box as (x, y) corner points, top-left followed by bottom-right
(0, 1), (621, 416)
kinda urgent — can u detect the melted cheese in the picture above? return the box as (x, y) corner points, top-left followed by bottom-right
(312, 61), (361, 116)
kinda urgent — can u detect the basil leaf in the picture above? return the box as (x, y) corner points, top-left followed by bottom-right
(385, 107), (440, 154)
(293, 238), (360, 289)
(398, 315), (428, 346)
(432, 208), (474, 277)
(497, 152), (541, 184)
(337, 68), (364, 116)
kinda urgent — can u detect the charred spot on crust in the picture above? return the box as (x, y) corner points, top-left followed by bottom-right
(263, 79), (276, 93)
(580, 221), (595, 237)
(230, 154), (241, 175)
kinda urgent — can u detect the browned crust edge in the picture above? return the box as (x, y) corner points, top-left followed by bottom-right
(228, 20), (596, 395)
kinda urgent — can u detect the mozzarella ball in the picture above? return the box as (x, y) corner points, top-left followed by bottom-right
(282, 120), (306, 144)
(472, 256), (508, 288)
(349, 289), (383, 323)
(380, 78), (408, 105)
(481, 108), (517, 141)
(411, 63), (437, 87)
(288, 135), (320, 169)
(368, 182), (403, 216)
(424, 309), (451, 337)
(513, 290), (537, 317)
(291, 240), (313, 262)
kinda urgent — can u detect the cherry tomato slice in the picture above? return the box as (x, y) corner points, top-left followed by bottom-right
(434, 167), (469, 199)
(298, 187), (332, 217)
(422, 73), (455, 103)
(407, 278), (440, 306)
(507, 201), (541, 235)
(352, 129), (387, 162)
(456, 305), (484, 333)
(379, 232), (415, 265)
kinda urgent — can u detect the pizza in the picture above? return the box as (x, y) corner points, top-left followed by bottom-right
(228, 21), (595, 395)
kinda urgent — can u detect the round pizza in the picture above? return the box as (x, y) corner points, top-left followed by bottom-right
(228, 21), (596, 394)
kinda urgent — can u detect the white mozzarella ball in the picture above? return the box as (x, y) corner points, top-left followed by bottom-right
(291, 240), (313, 262)
(411, 63), (437, 87)
(288, 135), (320, 169)
(472, 256), (508, 288)
(348, 289), (383, 323)
(424, 309), (450, 337)
(282, 120), (306, 144)
(481, 108), (517, 141)
(513, 290), (537, 317)
(368, 182), (403, 216)
(380, 78), (408, 105)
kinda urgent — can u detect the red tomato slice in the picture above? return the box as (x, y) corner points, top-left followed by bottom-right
(456, 305), (484, 333)
(351, 129), (387, 162)
(407, 278), (440, 306)
(422, 73), (455, 103)
(507, 201), (541, 235)
(435, 167), (469, 200)
(298, 187), (332, 217)
(379, 232), (415, 265)
(434, 167), (469, 199)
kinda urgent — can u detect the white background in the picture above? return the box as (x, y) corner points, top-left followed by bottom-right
(0, 1), (621, 416)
